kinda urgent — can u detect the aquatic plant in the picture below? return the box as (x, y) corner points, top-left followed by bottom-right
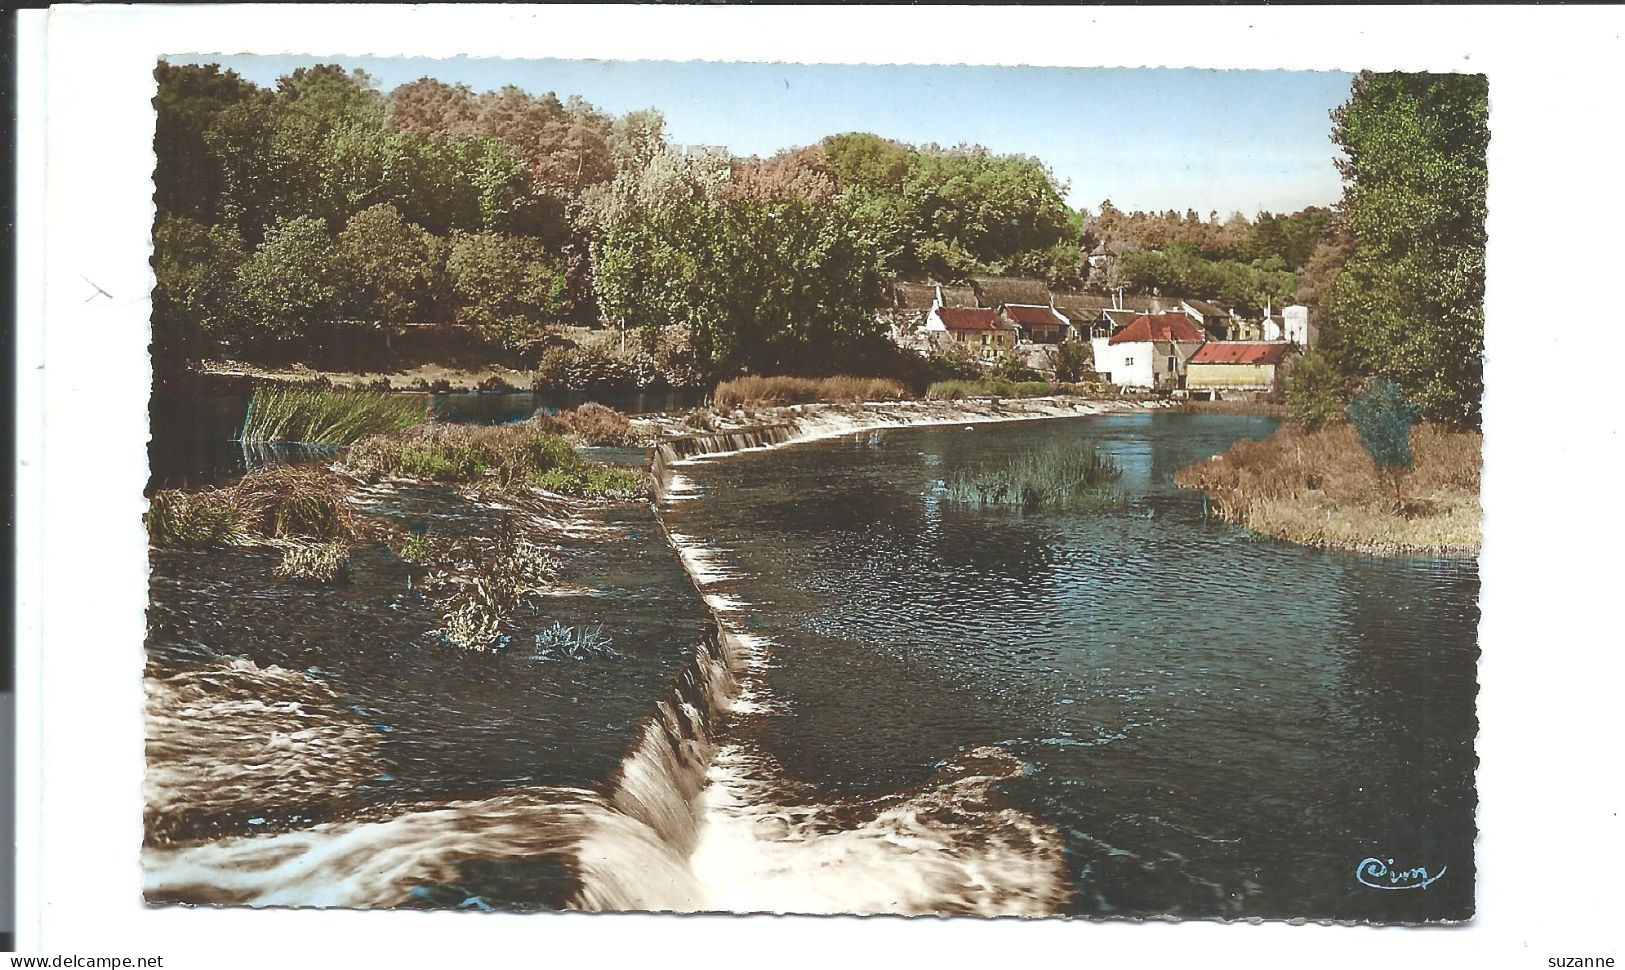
(146, 490), (242, 547)
(438, 597), (508, 653)
(943, 443), (1123, 511)
(397, 534), (433, 563)
(226, 465), (357, 541)
(711, 375), (908, 410)
(240, 386), (429, 446)
(273, 542), (349, 583)
(147, 466), (365, 548)
(430, 536), (561, 652)
(533, 621), (620, 660)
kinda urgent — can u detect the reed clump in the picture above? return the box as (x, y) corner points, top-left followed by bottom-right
(943, 442), (1124, 511)
(1173, 422), (1482, 555)
(545, 402), (642, 446)
(147, 466), (364, 548)
(345, 419), (642, 498)
(240, 386), (429, 446)
(712, 375), (909, 410)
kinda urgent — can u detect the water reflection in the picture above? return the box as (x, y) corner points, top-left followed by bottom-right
(665, 413), (1478, 921)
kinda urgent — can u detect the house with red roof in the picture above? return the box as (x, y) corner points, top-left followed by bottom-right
(1089, 312), (1208, 390)
(1186, 341), (1296, 394)
(997, 303), (1070, 344)
(923, 286), (1017, 360)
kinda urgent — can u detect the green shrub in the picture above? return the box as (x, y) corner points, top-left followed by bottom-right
(925, 379), (1056, 400)
(397, 534), (433, 563)
(1285, 350), (1351, 430)
(1348, 377), (1420, 502)
(532, 463), (644, 499)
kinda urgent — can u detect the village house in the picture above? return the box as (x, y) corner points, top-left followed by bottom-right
(998, 303), (1070, 344)
(1179, 298), (1237, 341)
(1091, 312), (1207, 390)
(1258, 303), (1315, 347)
(922, 286), (1017, 359)
(1185, 341), (1296, 397)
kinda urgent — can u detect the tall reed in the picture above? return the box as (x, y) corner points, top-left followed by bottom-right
(943, 443), (1123, 511)
(240, 387), (429, 446)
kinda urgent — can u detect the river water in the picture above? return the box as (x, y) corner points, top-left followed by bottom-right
(659, 411), (1478, 921)
(145, 409), (1477, 920)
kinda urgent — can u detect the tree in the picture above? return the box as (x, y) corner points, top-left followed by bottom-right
(387, 77), (480, 136)
(445, 232), (566, 348)
(153, 61), (264, 224)
(233, 216), (344, 344)
(592, 195), (892, 377)
(1052, 341), (1094, 384)
(336, 204), (447, 321)
(1347, 377), (1420, 503)
(1325, 71), (1488, 427)
(821, 132), (910, 192)
(151, 215), (247, 368)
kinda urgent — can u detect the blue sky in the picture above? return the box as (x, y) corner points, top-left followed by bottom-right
(180, 54), (1353, 217)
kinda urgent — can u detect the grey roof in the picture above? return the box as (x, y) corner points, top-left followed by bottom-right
(969, 275), (1052, 308)
(1182, 298), (1228, 317)
(891, 280), (977, 310)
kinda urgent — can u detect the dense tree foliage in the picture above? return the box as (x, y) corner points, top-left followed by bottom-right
(152, 61), (1481, 406)
(592, 196), (892, 376)
(1320, 72), (1487, 427)
(153, 61), (1087, 376)
(1117, 244), (1297, 314)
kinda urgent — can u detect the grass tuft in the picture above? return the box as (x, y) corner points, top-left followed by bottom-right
(943, 442), (1123, 510)
(533, 621), (620, 660)
(240, 386), (429, 446)
(273, 543), (350, 583)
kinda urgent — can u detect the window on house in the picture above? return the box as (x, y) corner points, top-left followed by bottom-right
(1124, 357), (1134, 366)
(1167, 356), (1177, 370)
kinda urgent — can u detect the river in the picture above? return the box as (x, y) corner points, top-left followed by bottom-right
(659, 411), (1478, 921)
(144, 408), (1477, 920)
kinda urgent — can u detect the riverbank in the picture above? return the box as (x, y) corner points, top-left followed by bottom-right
(1173, 422), (1482, 557)
(201, 359), (543, 393)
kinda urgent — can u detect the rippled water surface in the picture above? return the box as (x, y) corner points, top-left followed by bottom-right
(663, 412), (1478, 921)
(146, 486), (703, 901)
